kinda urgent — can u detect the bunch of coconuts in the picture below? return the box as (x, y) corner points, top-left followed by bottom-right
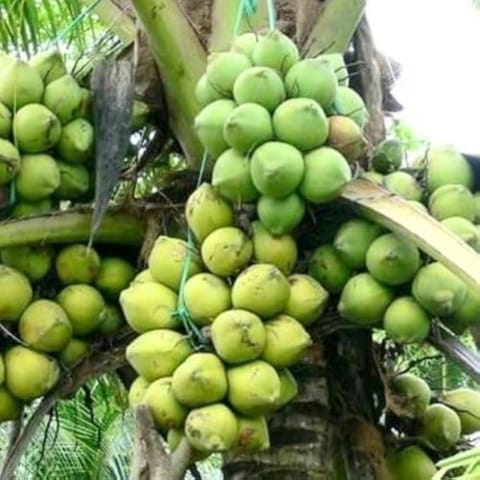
(0, 50), (149, 217)
(0, 243), (135, 423)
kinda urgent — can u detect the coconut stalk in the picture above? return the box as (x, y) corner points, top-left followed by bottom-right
(129, 0), (206, 167)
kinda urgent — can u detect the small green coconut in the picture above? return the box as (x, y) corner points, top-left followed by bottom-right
(448, 287), (480, 328)
(131, 100), (150, 131)
(387, 446), (437, 480)
(195, 74), (224, 107)
(419, 403), (461, 451)
(0, 102), (12, 138)
(235, 415), (270, 453)
(316, 53), (349, 86)
(0, 265), (33, 322)
(15, 154), (60, 201)
(56, 118), (94, 163)
(1, 244), (53, 282)
(390, 373), (431, 418)
(29, 48), (66, 84)
(54, 161), (90, 200)
(10, 198), (51, 218)
(43, 74), (83, 124)
(0, 387), (22, 422)
(55, 244), (101, 285)
(206, 51), (252, 96)
(441, 216), (480, 251)
(272, 369), (299, 411)
(58, 338), (90, 367)
(230, 32), (262, 58)
(428, 184), (475, 221)
(97, 303), (124, 335)
(328, 86), (369, 128)
(95, 257), (135, 298)
(257, 193), (306, 236)
(128, 376), (149, 407)
(372, 138), (404, 174)
(0, 139), (21, 185)
(383, 171), (423, 201)
(442, 388), (480, 435)
(327, 115), (364, 163)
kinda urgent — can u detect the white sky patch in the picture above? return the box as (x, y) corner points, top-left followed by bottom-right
(367, 0), (480, 154)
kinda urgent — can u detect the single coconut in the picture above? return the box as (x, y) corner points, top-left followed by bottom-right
(58, 338), (90, 367)
(201, 227), (253, 277)
(412, 262), (467, 316)
(235, 415), (270, 453)
(0, 387), (22, 422)
(273, 98), (329, 151)
(120, 281), (179, 332)
(126, 329), (192, 382)
(262, 315), (312, 368)
(383, 296), (430, 344)
(231, 32), (262, 58)
(308, 244), (352, 294)
(366, 233), (420, 285)
(15, 154), (60, 200)
(257, 193), (306, 236)
(328, 86), (369, 128)
(143, 377), (189, 432)
(387, 446), (437, 480)
(272, 369), (299, 411)
(29, 48), (66, 84)
(56, 118), (94, 163)
(185, 403), (238, 452)
(19, 299), (72, 352)
(10, 198), (51, 218)
(223, 103), (273, 153)
(211, 309), (266, 364)
(441, 217), (479, 251)
(194, 99), (236, 158)
(43, 74), (83, 124)
(56, 285), (105, 336)
(211, 149), (259, 203)
(148, 236), (203, 291)
(285, 274), (329, 326)
(333, 219), (382, 269)
(183, 273), (231, 326)
(442, 388), (480, 434)
(55, 244), (101, 284)
(185, 183), (234, 242)
(361, 170), (384, 185)
(383, 171), (422, 201)
(97, 303), (124, 335)
(299, 146), (352, 203)
(95, 257), (136, 298)
(250, 141), (304, 197)
(172, 353), (228, 407)
(338, 272), (394, 325)
(132, 269), (155, 284)
(327, 115), (364, 163)
(429, 184), (476, 223)
(0, 102), (12, 138)
(128, 376), (150, 407)
(372, 138), (404, 174)
(449, 287), (480, 328)
(228, 360), (281, 416)
(251, 29), (299, 75)
(419, 403), (461, 451)
(195, 74), (224, 107)
(233, 66), (286, 111)
(0, 265), (33, 322)
(54, 161), (90, 200)
(232, 264), (290, 317)
(5, 346), (59, 400)
(0, 139), (20, 184)
(206, 51), (252, 96)
(131, 100), (150, 130)
(252, 220), (297, 275)
(77, 88), (92, 120)
(317, 53), (349, 86)
(390, 373), (431, 418)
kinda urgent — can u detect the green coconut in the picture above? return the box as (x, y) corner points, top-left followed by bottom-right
(131, 100), (150, 130)
(185, 183), (234, 242)
(43, 74), (83, 124)
(419, 403), (461, 451)
(0, 59), (44, 109)
(273, 98), (329, 151)
(308, 244), (352, 294)
(273, 369), (299, 411)
(10, 198), (52, 218)
(228, 360), (281, 416)
(148, 236), (203, 291)
(0, 102), (12, 138)
(285, 58), (337, 110)
(257, 193), (306, 236)
(128, 376), (149, 407)
(442, 388), (480, 435)
(127, 330), (192, 383)
(56, 118), (94, 163)
(366, 233), (420, 285)
(449, 287), (480, 328)
(299, 146), (352, 203)
(372, 138), (404, 174)
(441, 217), (479, 251)
(262, 315), (312, 368)
(231, 32), (262, 58)
(232, 264), (290, 317)
(132, 269), (155, 285)
(5, 346), (59, 400)
(29, 49), (66, 85)
(429, 184), (475, 221)
(56, 285), (105, 336)
(250, 141), (304, 197)
(327, 116), (364, 163)
(201, 227), (253, 277)
(172, 353), (227, 407)
(120, 281), (179, 332)
(387, 446), (437, 480)
(183, 273), (231, 326)
(223, 103), (273, 153)
(206, 51), (252, 96)
(233, 66), (286, 111)
(235, 415), (270, 452)
(95, 257), (135, 298)
(383, 296), (430, 344)
(412, 262), (467, 316)
(251, 29), (299, 75)
(285, 274), (329, 326)
(97, 303), (124, 335)
(77, 88), (92, 120)
(361, 170), (384, 185)
(19, 299), (72, 352)
(390, 373), (431, 418)
(328, 86), (369, 128)
(58, 338), (90, 367)
(0, 139), (20, 185)
(15, 154), (60, 200)
(338, 272), (394, 326)
(54, 161), (90, 200)
(0, 387), (22, 422)
(55, 244), (101, 285)
(0, 265), (33, 322)
(211, 309), (266, 364)
(333, 219), (382, 269)
(185, 403), (238, 452)
(195, 74), (224, 107)
(317, 53), (349, 86)
(423, 146), (474, 193)
(211, 149), (259, 203)
(383, 171), (422, 201)
(143, 377), (188, 432)
(252, 220), (297, 275)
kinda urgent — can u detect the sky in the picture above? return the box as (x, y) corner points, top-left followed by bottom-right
(367, 0), (480, 154)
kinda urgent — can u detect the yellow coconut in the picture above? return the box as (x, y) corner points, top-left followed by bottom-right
(419, 403), (461, 451)
(0, 387), (22, 422)
(0, 265), (33, 322)
(94, 257), (136, 299)
(55, 244), (101, 285)
(442, 388), (480, 434)
(235, 415), (270, 453)
(128, 376), (150, 407)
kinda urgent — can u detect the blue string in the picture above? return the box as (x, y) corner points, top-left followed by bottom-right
(266, 0), (277, 31)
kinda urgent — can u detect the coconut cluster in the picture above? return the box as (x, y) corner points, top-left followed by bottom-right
(0, 243), (135, 422)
